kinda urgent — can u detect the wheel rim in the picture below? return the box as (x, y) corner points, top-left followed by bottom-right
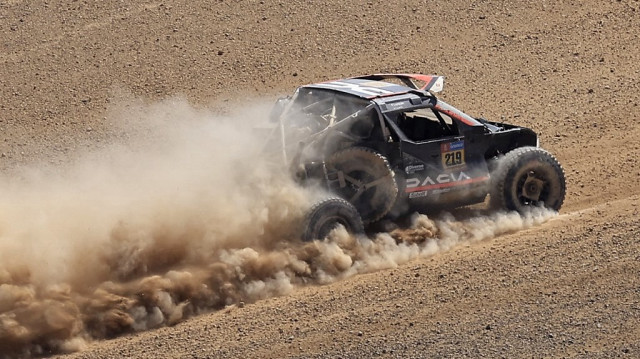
(326, 148), (397, 223)
(340, 170), (376, 212)
(515, 169), (552, 206)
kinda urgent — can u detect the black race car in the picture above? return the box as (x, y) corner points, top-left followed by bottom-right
(268, 74), (566, 240)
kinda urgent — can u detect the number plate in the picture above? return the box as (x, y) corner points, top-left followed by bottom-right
(441, 141), (465, 168)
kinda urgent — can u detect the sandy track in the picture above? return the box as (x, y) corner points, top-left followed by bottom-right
(1, 0), (639, 357)
(65, 196), (640, 358)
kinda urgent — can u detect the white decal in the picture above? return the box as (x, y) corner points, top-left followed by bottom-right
(405, 164), (425, 174)
(429, 76), (444, 93)
(456, 172), (471, 181)
(321, 81), (394, 97)
(406, 171), (472, 189)
(409, 191), (429, 199)
(406, 178), (420, 188)
(436, 174), (451, 183)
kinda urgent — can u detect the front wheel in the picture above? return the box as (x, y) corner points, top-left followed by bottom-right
(301, 197), (364, 241)
(490, 147), (566, 212)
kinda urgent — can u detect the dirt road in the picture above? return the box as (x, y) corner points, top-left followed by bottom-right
(1, 0), (638, 357)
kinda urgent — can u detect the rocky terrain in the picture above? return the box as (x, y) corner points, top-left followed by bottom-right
(1, 0), (639, 357)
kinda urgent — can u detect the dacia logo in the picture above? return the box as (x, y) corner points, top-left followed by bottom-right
(406, 172), (471, 189)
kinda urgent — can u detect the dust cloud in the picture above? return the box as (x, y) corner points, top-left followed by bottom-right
(0, 97), (555, 358)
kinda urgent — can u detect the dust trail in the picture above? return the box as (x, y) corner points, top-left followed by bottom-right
(0, 97), (556, 358)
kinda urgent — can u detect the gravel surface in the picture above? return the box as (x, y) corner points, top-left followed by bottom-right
(0, 0), (639, 358)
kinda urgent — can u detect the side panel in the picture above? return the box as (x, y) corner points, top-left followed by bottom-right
(400, 137), (490, 205)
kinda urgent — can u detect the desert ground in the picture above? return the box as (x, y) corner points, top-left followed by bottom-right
(1, 0), (639, 358)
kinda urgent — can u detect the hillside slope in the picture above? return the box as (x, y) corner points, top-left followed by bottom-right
(0, 0), (638, 357)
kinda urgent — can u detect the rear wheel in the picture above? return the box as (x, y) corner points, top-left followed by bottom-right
(325, 147), (398, 224)
(490, 146), (566, 212)
(302, 197), (364, 241)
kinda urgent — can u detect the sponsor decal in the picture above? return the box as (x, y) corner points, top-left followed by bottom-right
(386, 101), (410, 110)
(441, 140), (465, 168)
(409, 188), (452, 198)
(405, 172), (489, 193)
(432, 188), (452, 195)
(404, 164), (425, 174)
(408, 191), (428, 199)
(440, 140), (464, 152)
(406, 171), (471, 189)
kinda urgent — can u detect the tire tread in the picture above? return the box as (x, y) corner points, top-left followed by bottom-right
(490, 146), (566, 211)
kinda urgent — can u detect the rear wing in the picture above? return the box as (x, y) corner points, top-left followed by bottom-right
(351, 74), (445, 93)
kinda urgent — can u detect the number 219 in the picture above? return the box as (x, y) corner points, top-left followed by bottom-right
(443, 150), (464, 167)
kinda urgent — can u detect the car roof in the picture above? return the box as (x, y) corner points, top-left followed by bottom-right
(301, 73), (444, 100)
(298, 74), (483, 127)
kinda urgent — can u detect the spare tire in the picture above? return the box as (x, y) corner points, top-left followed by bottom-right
(490, 146), (566, 212)
(302, 197), (364, 241)
(325, 147), (398, 223)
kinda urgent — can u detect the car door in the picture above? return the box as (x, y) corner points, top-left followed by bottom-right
(396, 108), (490, 202)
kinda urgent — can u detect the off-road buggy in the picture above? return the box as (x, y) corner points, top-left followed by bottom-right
(268, 74), (566, 241)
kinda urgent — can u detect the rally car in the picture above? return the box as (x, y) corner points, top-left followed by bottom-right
(267, 74), (566, 240)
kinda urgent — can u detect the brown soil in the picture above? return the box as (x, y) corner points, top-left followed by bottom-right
(1, 0), (639, 358)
